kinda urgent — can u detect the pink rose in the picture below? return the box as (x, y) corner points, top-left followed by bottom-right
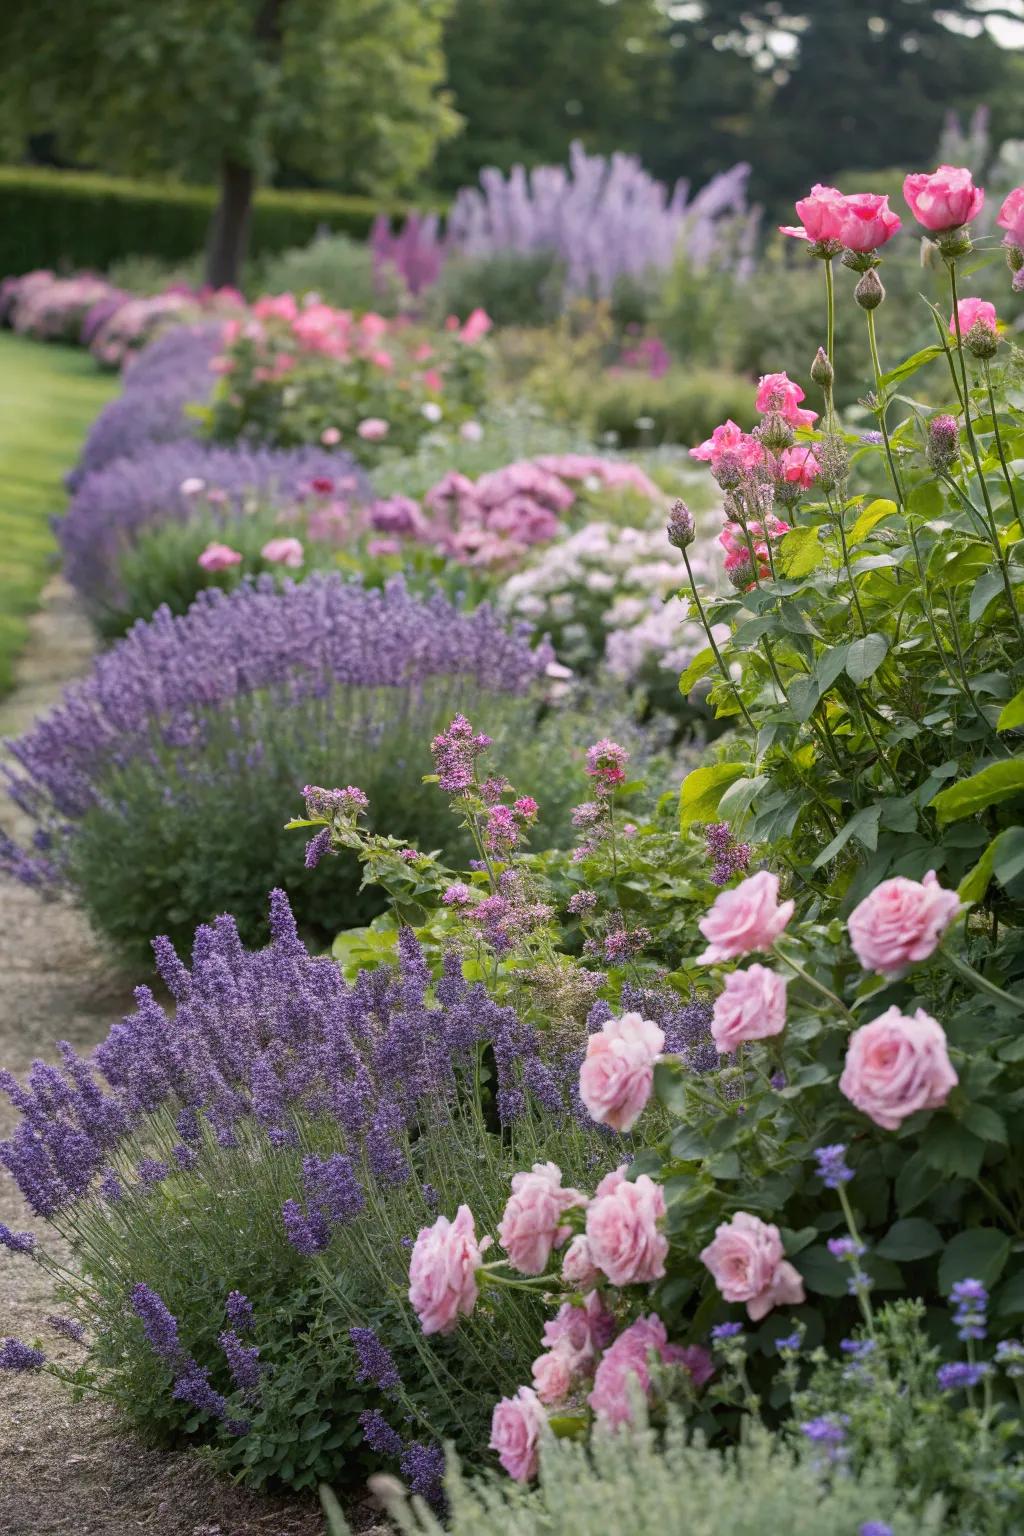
(904, 165), (985, 231)
(697, 871), (794, 965)
(699, 1211), (806, 1322)
(578, 1012), (665, 1133)
(320, 426), (341, 445)
(197, 541), (243, 572)
(489, 1386), (546, 1481)
(755, 371), (818, 428)
(777, 445), (820, 488)
(847, 869), (962, 978)
(711, 965), (787, 1055)
(586, 1171), (667, 1286)
(779, 183), (847, 244)
(357, 417), (389, 440)
(690, 419), (764, 470)
(460, 307), (493, 343)
(839, 1007), (958, 1130)
(542, 1293), (613, 1369)
(260, 536), (304, 568)
(561, 1234), (601, 1291)
(588, 1315), (711, 1428)
(950, 297), (997, 337)
(531, 1349), (573, 1405)
(997, 187), (1024, 248)
(498, 1162), (586, 1276)
(408, 1204), (490, 1335)
(838, 193), (902, 252)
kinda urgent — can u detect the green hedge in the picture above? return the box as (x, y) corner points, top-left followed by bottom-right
(0, 165), (406, 275)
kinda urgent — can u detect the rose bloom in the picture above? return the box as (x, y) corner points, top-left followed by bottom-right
(847, 869), (961, 979)
(697, 870), (795, 965)
(578, 1012), (665, 1133)
(903, 165), (985, 231)
(839, 1007), (958, 1130)
(460, 307), (493, 343)
(260, 536), (304, 568)
(779, 183), (847, 244)
(561, 1233), (601, 1290)
(997, 186), (1024, 248)
(586, 1168), (667, 1286)
(690, 419), (764, 470)
(408, 1204), (490, 1335)
(711, 965), (787, 1055)
(531, 1349), (573, 1406)
(180, 476), (206, 496)
(755, 371), (818, 428)
(197, 541), (243, 572)
(460, 419), (484, 442)
(542, 1293), (614, 1371)
(778, 444), (820, 488)
(497, 1162), (586, 1276)
(489, 1386), (546, 1482)
(589, 1314), (712, 1429)
(700, 1211), (806, 1321)
(356, 417), (389, 440)
(950, 297), (997, 337)
(838, 192), (902, 252)
(320, 426), (341, 446)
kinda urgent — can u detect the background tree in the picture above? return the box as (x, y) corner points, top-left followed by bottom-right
(0, 0), (459, 285)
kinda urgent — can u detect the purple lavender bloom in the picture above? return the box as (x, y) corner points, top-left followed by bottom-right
(172, 1144), (198, 1171)
(359, 1408), (403, 1457)
(350, 1327), (401, 1394)
(0, 1337), (46, 1372)
(813, 1144), (854, 1189)
(130, 1283), (182, 1366)
(400, 1441), (446, 1505)
(303, 1153), (365, 1226)
(827, 1237), (865, 1262)
(304, 827), (333, 869)
(281, 1199), (330, 1256)
(860, 1525), (894, 1536)
(219, 1330), (264, 1393)
(137, 1158), (170, 1186)
(711, 1322), (744, 1341)
(46, 1315), (87, 1344)
(995, 1339), (1024, 1378)
(800, 1413), (849, 1448)
(225, 1291), (255, 1333)
(936, 1361), (990, 1391)
(0, 1223), (36, 1255)
(99, 1168), (124, 1204)
(775, 1332), (801, 1353)
(950, 1278), (987, 1342)
(172, 1357), (230, 1420)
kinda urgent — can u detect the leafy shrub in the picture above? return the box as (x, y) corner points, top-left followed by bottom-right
(582, 367), (756, 449)
(105, 252), (207, 296)
(255, 233), (406, 315)
(427, 252), (566, 330)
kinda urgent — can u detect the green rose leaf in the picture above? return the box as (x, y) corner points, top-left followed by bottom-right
(875, 1217), (944, 1261)
(931, 761), (1024, 824)
(938, 1228), (1011, 1293)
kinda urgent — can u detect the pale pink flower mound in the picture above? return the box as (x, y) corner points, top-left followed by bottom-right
(700, 1211), (805, 1321)
(408, 1204), (489, 1335)
(589, 1314), (713, 1428)
(838, 192), (902, 252)
(578, 1012), (665, 1133)
(260, 536), (304, 568)
(840, 1006), (958, 1130)
(847, 869), (961, 978)
(903, 165), (985, 231)
(779, 183), (847, 244)
(997, 187), (1024, 248)
(711, 965), (787, 1055)
(489, 1386), (546, 1482)
(498, 1162), (586, 1276)
(697, 870), (795, 964)
(357, 417), (389, 440)
(197, 541), (243, 572)
(586, 1169), (667, 1286)
(950, 297), (997, 337)
(561, 1233), (601, 1290)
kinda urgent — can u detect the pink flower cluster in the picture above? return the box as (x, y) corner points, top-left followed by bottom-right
(718, 514), (790, 585)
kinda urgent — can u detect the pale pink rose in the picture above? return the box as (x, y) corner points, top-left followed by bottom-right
(697, 871), (795, 965)
(320, 426), (341, 445)
(997, 187), (1024, 248)
(253, 292), (298, 322)
(847, 870), (962, 978)
(779, 183), (847, 244)
(588, 1315), (711, 1428)
(904, 165), (985, 231)
(498, 1162), (586, 1276)
(839, 1007), (958, 1130)
(180, 476), (206, 497)
(460, 307), (493, 343)
(755, 371), (818, 428)
(578, 1012), (665, 1133)
(586, 1172), (667, 1286)
(408, 1204), (490, 1335)
(260, 536), (304, 568)
(560, 1234), (601, 1290)
(197, 541), (243, 572)
(690, 419), (764, 469)
(357, 417), (389, 441)
(778, 444), (820, 488)
(531, 1349), (573, 1405)
(838, 192), (902, 252)
(489, 1386), (545, 1481)
(460, 419), (483, 442)
(699, 1211), (806, 1322)
(711, 965), (787, 1055)
(541, 1293), (614, 1371)
(950, 297), (997, 337)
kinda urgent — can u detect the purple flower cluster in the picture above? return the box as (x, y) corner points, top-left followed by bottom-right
(703, 822), (752, 887)
(0, 1338), (46, 1372)
(936, 1361), (990, 1392)
(813, 1143), (854, 1189)
(950, 1278), (987, 1342)
(350, 1326), (401, 1394)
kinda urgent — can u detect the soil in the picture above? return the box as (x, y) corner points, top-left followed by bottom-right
(0, 581), (384, 1536)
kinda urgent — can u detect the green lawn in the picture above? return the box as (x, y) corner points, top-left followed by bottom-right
(0, 331), (117, 694)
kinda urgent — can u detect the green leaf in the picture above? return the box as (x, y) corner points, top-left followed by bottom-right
(969, 568), (1011, 623)
(717, 774), (771, 821)
(849, 499), (897, 544)
(938, 1228), (1011, 1293)
(959, 826), (1024, 903)
(875, 1217), (944, 1261)
(794, 1244), (849, 1297)
(812, 804), (881, 868)
(962, 1103), (1008, 1145)
(922, 1122), (985, 1180)
(931, 761), (1024, 824)
(895, 1151), (943, 1214)
(997, 686), (1024, 732)
(679, 646), (716, 696)
(654, 1060), (687, 1116)
(679, 763), (747, 828)
(845, 632), (889, 684)
(778, 524), (825, 578)
(788, 675), (820, 723)
(995, 1269), (1024, 1318)
(879, 345), (942, 389)
(814, 644), (850, 692)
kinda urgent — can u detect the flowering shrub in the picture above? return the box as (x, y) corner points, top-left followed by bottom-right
(3, 270), (123, 342)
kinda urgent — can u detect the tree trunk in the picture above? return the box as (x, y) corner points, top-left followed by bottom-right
(205, 157), (255, 289)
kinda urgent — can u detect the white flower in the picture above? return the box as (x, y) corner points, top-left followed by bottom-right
(180, 477), (206, 496)
(421, 402), (443, 423)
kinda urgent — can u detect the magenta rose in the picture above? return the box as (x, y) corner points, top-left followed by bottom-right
(699, 1211), (806, 1322)
(847, 869), (962, 979)
(904, 165), (985, 231)
(408, 1204), (490, 1335)
(950, 297), (997, 337)
(755, 371), (818, 428)
(498, 1162), (586, 1276)
(697, 871), (795, 965)
(489, 1386), (546, 1481)
(711, 965), (787, 1055)
(778, 445), (820, 489)
(997, 186), (1024, 248)
(690, 419), (764, 470)
(585, 1170), (667, 1286)
(839, 1007), (958, 1130)
(779, 183), (847, 244)
(838, 192), (902, 252)
(588, 1314), (711, 1428)
(578, 1011), (665, 1133)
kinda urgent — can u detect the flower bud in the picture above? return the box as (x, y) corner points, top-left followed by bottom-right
(712, 452), (745, 491)
(965, 320), (999, 360)
(1007, 243), (1024, 275)
(927, 414), (960, 473)
(726, 552), (755, 590)
(810, 346), (834, 389)
(816, 434), (850, 493)
(840, 249), (876, 274)
(758, 411), (794, 454)
(1014, 268), (1024, 295)
(722, 493), (745, 525)
(936, 226), (974, 260)
(667, 500), (696, 550)
(854, 268), (885, 311)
